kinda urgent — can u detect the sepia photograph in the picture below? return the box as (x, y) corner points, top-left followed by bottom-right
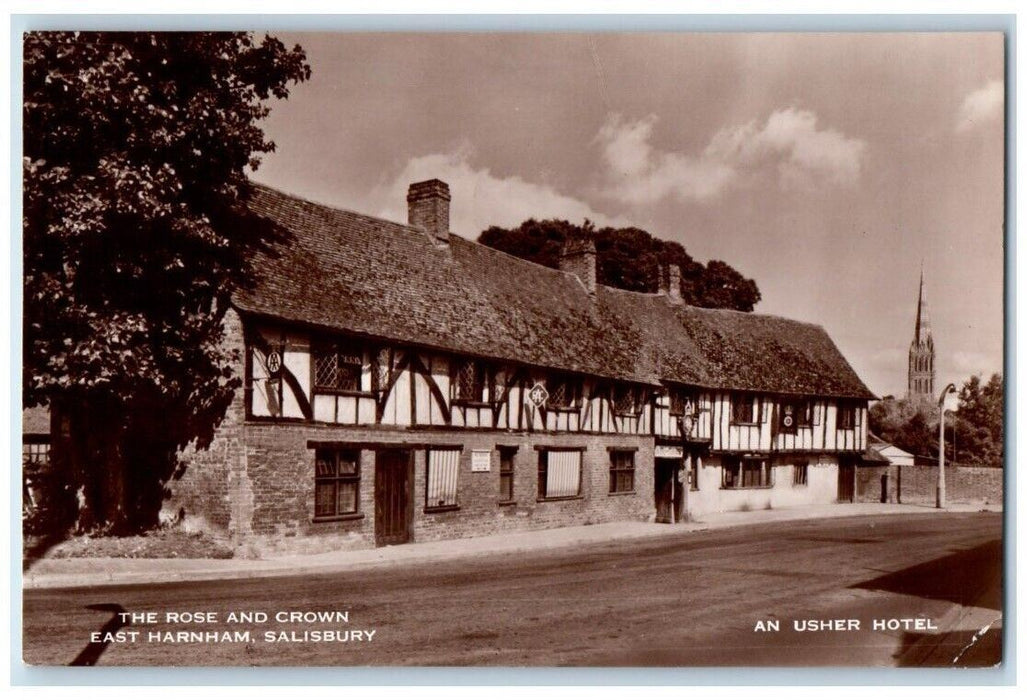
(18, 26), (1007, 671)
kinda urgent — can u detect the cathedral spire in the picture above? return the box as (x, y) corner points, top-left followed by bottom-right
(913, 266), (931, 345)
(908, 266), (936, 399)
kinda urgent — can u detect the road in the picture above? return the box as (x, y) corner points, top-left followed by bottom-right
(22, 511), (1003, 667)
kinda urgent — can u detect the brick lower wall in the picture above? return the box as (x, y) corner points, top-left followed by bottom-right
(856, 465), (900, 503)
(238, 423), (655, 556)
(857, 464), (1003, 505)
(165, 308), (250, 541)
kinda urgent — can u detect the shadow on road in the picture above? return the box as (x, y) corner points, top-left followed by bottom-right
(69, 603), (127, 666)
(23, 531), (71, 573)
(850, 539), (1002, 610)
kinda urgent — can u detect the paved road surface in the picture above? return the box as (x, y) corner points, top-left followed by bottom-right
(22, 511), (1003, 667)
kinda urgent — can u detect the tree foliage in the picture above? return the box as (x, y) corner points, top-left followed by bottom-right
(23, 32), (310, 532)
(478, 219), (761, 311)
(954, 373), (1004, 466)
(868, 373), (1004, 466)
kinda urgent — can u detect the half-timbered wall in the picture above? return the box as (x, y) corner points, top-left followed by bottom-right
(246, 322), (654, 437)
(652, 391), (866, 453)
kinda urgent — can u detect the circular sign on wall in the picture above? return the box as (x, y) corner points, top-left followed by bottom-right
(266, 351), (282, 374)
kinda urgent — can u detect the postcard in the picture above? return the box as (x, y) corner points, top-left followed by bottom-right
(18, 27), (1006, 672)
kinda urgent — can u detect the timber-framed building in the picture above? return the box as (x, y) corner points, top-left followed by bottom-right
(169, 178), (875, 553)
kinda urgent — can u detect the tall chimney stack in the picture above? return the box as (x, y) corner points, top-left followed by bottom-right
(657, 264), (669, 296)
(668, 265), (682, 304)
(407, 179), (451, 243)
(560, 235), (597, 295)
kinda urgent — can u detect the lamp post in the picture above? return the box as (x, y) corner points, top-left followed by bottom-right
(937, 383), (956, 508)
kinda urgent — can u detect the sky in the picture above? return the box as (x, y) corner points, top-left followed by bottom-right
(251, 32), (1006, 400)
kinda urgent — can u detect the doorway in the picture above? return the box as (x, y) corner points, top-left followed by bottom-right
(375, 449), (412, 546)
(654, 457), (682, 524)
(837, 457), (856, 503)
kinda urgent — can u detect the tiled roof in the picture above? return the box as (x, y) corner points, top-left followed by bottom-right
(233, 184), (875, 400)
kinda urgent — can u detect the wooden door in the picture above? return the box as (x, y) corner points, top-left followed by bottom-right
(375, 449), (411, 546)
(654, 458), (675, 524)
(837, 459), (856, 502)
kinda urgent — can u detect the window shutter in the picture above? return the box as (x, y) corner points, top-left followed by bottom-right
(546, 450), (582, 498)
(427, 449), (460, 508)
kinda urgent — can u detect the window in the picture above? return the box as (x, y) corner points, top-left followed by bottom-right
(732, 394), (757, 424)
(722, 456), (772, 488)
(793, 461), (809, 486)
(426, 449), (460, 510)
(613, 386), (638, 416)
(538, 449), (582, 500)
(796, 400), (813, 427)
(669, 390), (691, 416)
(548, 375), (580, 409)
(313, 343), (363, 392)
(314, 449), (360, 519)
(454, 360), (487, 403)
(837, 402), (857, 429)
(499, 447), (516, 502)
(22, 441), (50, 469)
(609, 450), (635, 494)
(688, 455), (699, 491)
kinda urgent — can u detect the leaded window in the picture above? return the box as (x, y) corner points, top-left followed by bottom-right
(313, 343), (363, 392)
(454, 360), (486, 402)
(669, 390), (690, 416)
(613, 386), (638, 415)
(548, 375), (580, 409)
(732, 394), (757, 424)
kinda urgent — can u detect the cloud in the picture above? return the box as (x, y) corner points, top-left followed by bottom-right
(596, 109), (867, 204)
(956, 79), (1004, 132)
(371, 147), (629, 236)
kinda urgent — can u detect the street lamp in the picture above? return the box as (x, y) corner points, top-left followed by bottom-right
(937, 383), (957, 508)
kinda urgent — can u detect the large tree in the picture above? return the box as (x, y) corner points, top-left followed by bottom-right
(954, 373), (1004, 466)
(23, 32), (310, 533)
(478, 219), (760, 311)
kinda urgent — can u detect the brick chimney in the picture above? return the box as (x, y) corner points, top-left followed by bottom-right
(407, 179), (451, 243)
(668, 265), (682, 304)
(657, 264), (669, 296)
(560, 235), (597, 295)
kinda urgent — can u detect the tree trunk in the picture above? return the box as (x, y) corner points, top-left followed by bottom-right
(98, 438), (129, 534)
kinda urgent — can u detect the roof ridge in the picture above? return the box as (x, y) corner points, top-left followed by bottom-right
(682, 303), (828, 331)
(249, 180), (430, 238)
(249, 181), (822, 326)
(251, 181), (610, 290)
